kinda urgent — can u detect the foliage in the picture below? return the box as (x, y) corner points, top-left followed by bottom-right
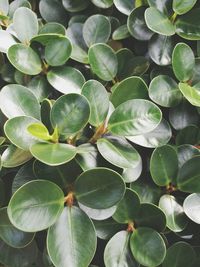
(0, 0), (200, 266)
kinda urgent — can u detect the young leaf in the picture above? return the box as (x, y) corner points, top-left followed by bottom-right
(27, 123), (51, 141)
(7, 180), (64, 232)
(179, 83), (200, 107)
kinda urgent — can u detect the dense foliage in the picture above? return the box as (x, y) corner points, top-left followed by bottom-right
(0, 0), (200, 266)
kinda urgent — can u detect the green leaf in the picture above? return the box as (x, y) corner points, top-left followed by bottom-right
(4, 116), (41, 150)
(114, 0), (135, 15)
(179, 83), (200, 107)
(44, 36), (72, 66)
(47, 66), (85, 94)
(83, 15), (111, 47)
(108, 99), (162, 136)
(9, 0), (31, 18)
(177, 144), (200, 168)
(122, 161), (142, 183)
(149, 75), (182, 107)
(172, 43), (195, 82)
(163, 242), (196, 267)
(173, 0), (197, 15)
(28, 76), (51, 102)
(79, 203), (116, 221)
(130, 227), (166, 266)
(183, 193), (200, 224)
(97, 136), (141, 169)
(112, 24), (130, 40)
(159, 194), (188, 232)
(177, 156), (200, 193)
(30, 143), (77, 166)
(62, 0), (89, 12)
(8, 44), (42, 75)
(175, 125), (200, 146)
(148, 34), (174, 66)
(75, 168), (125, 209)
(81, 80), (109, 127)
(0, 84), (41, 119)
(150, 145), (178, 186)
(147, 0), (172, 15)
(112, 188), (140, 223)
(135, 203), (166, 232)
(47, 206), (96, 267)
(128, 7), (153, 41)
(90, 0), (113, 9)
(175, 8), (200, 40)
(50, 94), (90, 136)
(13, 7), (38, 44)
(0, 207), (34, 248)
(145, 7), (175, 36)
(39, 22), (66, 35)
(8, 180), (64, 232)
(0, 239), (38, 267)
(1, 145), (32, 168)
(104, 231), (138, 267)
(127, 118), (172, 148)
(88, 43), (118, 81)
(66, 23), (88, 64)
(111, 76), (148, 107)
(39, 0), (67, 24)
(0, 30), (18, 53)
(27, 123), (51, 141)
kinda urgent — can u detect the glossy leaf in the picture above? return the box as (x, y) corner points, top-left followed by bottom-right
(62, 0), (89, 12)
(114, 0), (135, 15)
(113, 188), (140, 223)
(47, 66), (85, 94)
(4, 116), (41, 150)
(0, 30), (18, 53)
(82, 80), (109, 127)
(83, 15), (111, 47)
(1, 145), (32, 168)
(175, 8), (200, 40)
(44, 36), (72, 66)
(75, 168), (125, 209)
(8, 44), (42, 75)
(128, 7), (153, 41)
(148, 34), (174, 66)
(30, 143), (77, 166)
(149, 75), (182, 107)
(97, 136), (141, 169)
(0, 207), (34, 248)
(145, 7), (175, 36)
(0, 0), (9, 15)
(88, 43), (118, 81)
(50, 94), (90, 136)
(163, 242), (196, 267)
(111, 76), (148, 107)
(179, 83), (200, 107)
(108, 99), (162, 136)
(183, 193), (200, 224)
(104, 231), (138, 267)
(8, 180), (64, 232)
(173, 0), (197, 15)
(150, 145), (178, 186)
(0, 84), (40, 119)
(172, 43), (195, 82)
(127, 119), (172, 148)
(47, 206), (96, 267)
(177, 156), (200, 193)
(159, 194), (188, 232)
(13, 7), (38, 44)
(130, 227), (166, 266)
(177, 144), (200, 168)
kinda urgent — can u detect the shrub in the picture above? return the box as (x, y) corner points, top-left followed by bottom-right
(0, 0), (200, 266)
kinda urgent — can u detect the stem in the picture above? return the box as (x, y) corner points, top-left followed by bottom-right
(170, 12), (177, 23)
(127, 221), (135, 233)
(166, 183), (177, 194)
(64, 192), (74, 207)
(89, 122), (107, 144)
